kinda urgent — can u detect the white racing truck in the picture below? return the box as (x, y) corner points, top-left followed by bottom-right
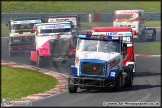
(113, 10), (156, 42)
(6, 17), (42, 56)
(68, 27), (134, 93)
(29, 22), (76, 67)
(45, 15), (81, 47)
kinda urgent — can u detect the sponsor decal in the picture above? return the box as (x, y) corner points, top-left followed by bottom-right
(90, 35), (108, 39)
(45, 25), (65, 29)
(106, 32), (118, 36)
(20, 20), (33, 24)
(112, 36), (119, 39)
(11, 20), (38, 24)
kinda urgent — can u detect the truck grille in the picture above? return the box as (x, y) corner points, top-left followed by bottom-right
(49, 39), (69, 56)
(81, 62), (105, 76)
(13, 36), (35, 44)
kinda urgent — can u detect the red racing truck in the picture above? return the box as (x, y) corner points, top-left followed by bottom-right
(91, 27), (136, 76)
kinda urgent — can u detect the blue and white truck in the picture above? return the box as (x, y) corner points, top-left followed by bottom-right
(68, 27), (134, 93)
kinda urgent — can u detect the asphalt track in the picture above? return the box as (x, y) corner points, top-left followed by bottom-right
(1, 28), (161, 106)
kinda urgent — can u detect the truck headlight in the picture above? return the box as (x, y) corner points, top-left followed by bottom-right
(110, 71), (116, 77)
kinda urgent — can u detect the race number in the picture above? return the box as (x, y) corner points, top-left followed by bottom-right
(122, 37), (131, 42)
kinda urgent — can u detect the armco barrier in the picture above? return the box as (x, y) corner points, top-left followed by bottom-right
(1, 12), (160, 24)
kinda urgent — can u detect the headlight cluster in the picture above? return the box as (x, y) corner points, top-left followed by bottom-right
(110, 71), (116, 77)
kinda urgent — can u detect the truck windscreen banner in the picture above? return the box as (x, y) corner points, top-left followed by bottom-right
(48, 17), (77, 27)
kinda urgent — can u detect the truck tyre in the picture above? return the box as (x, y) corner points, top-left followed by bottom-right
(125, 68), (133, 87)
(145, 28), (156, 42)
(151, 29), (156, 41)
(73, 38), (77, 48)
(68, 77), (78, 93)
(8, 40), (15, 56)
(139, 31), (146, 42)
(128, 64), (135, 77)
(114, 72), (122, 92)
(37, 55), (44, 68)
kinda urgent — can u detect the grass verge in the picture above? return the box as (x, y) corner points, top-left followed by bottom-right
(1, 65), (58, 99)
(1, 21), (160, 37)
(2, 1), (160, 13)
(134, 41), (160, 55)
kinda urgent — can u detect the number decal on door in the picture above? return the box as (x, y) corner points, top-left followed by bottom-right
(122, 37), (130, 42)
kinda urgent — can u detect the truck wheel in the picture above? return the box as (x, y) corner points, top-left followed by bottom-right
(125, 69), (133, 87)
(8, 41), (15, 56)
(37, 55), (44, 68)
(114, 73), (122, 92)
(133, 64), (136, 77)
(139, 31), (146, 42)
(68, 78), (78, 93)
(73, 38), (77, 48)
(151, 30), (156, 41)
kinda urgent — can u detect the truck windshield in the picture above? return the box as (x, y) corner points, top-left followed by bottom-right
(40, 28), (71, 33)
(11, 23), (36, 32)
(115, 14), (138, 22)
(77, 39), (120, 53)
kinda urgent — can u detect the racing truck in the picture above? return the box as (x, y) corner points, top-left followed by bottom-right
(29, 22), (76, 68)
(68, 27), (134, 93)
(6, 17), (42, 56)
(113, 10), (156, 42)
(45, 15), (81, 47)
(91, 27), (136, 76)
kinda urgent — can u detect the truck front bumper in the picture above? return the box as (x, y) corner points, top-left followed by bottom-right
(69, 76), (116, 88)
(10, 44), (35, 52)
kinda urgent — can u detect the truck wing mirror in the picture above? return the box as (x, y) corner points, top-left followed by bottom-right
(6, 23), (8, 27)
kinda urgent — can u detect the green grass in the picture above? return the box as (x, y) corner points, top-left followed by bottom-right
(1, 65), (58, 99)
(134, 41), (160, 55)
(2, 1), (160, 13)
(1, 21), (160, 37)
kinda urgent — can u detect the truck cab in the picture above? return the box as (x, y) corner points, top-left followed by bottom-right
(113, 10), (156, 42)
(6, 17), (42, 56)
(45, 15), (81, 47)
(68, 27), (134, 93)
(91, 27), (136, 76)
(29, 22), (76, 68)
